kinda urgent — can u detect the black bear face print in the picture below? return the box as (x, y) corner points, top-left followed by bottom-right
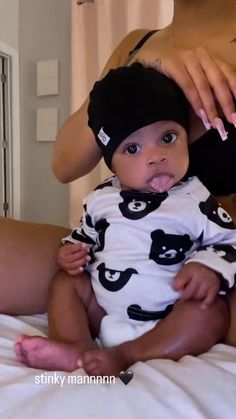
(199, 195), (235, 229)
(94, 219), (110, 252)
(199, 244), (236, 263)
(150, 229), (193, 265)
(119, 190), (168, 220)
(97, 262), (138, 291)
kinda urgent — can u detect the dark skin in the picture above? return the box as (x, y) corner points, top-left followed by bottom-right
(48, 0), (236, 361)
(14, 120), (230, 375)
(13, 256), (229, 375)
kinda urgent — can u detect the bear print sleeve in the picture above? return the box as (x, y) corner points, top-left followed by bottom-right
(62, 193), (97, 248)
(185, 192), (236, 293)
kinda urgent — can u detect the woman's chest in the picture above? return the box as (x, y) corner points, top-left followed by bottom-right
(132, 25), (236, 68)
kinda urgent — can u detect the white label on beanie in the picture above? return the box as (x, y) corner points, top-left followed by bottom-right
(98, 127), (110, 146)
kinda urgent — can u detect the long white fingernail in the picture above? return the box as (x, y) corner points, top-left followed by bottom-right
(214, 117), (228, 141)
(231, 112), (236, 128)
(199, 109), (211, 130)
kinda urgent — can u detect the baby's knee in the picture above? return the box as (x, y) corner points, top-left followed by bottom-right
(53, 270), (89, 285)
(51, 270), (91, 298)
(224, 291), (236, 346)
(201, 296), (229, 344)
(174, 296), (229, 346)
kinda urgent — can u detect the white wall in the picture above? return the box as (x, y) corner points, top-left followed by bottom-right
(19, 0), (70, 226)
(0, 0), (19, 50)
(0, 0), (20, 219)
(0, 0), (70, 225)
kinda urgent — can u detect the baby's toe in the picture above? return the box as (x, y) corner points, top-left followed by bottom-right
(14, 342), (27, 363)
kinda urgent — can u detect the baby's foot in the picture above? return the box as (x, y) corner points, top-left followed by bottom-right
(79, 346), (130, 376)
(14, 334), (96, 372)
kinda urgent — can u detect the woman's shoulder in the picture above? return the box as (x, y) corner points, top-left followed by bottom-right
(116, 29), (155, 60)
(99, 29), (157, 78)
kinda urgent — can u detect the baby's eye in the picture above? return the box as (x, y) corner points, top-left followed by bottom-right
(161, 133), (177, 144)
(124, 144), (141, 155)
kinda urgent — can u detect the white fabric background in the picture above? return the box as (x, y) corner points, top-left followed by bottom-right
(1, 313), (236, 419)
(69, 0), (173, 227)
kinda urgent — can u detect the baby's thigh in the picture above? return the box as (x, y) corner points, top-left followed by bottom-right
(80, 276), (106, 339)
(225, 290), (236, 346)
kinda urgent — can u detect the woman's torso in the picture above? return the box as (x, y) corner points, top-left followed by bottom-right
(125, 28), (236, 217)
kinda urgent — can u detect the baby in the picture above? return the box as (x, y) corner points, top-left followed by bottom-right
(14, 63), (236, 376)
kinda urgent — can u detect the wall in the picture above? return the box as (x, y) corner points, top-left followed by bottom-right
(0, 0), (20, 219)
(19, 0), (70, 226)
(0, 0), (19, 50)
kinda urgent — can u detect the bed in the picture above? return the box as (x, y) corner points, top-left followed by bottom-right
(1, 313), (236, 419)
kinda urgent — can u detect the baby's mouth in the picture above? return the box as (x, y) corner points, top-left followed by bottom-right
(148, 174), (174, 192)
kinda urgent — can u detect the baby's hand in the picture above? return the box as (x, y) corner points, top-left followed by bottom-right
(173, 262), (220, 309)
(57, 242), (91, 276)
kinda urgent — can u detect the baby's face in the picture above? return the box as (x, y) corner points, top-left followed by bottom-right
(111, 121), (189, 193)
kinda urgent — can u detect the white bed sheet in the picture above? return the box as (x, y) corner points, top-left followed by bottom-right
(0, 313), (236, 419)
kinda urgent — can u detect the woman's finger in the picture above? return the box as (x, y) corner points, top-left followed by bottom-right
(197, 47), (236, 124)
(184, 48), (218, 124)
(159, 46), (236, 129)
(160, 51), (204, 117)
(214, 57), (236, 124)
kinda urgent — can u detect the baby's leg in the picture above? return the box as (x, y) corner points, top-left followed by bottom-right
(80, 296), (229, 376)
(14, 271), (105, 371)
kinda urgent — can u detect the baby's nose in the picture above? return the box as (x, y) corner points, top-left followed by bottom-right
(147, 149), (167, 165)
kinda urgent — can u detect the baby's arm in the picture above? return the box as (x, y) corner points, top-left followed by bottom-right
(57, 242), (90, 276)
(174, 189), (236, 307)
(59, 191), (98, 276)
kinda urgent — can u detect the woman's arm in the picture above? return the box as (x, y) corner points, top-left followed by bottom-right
(52, 29), (236, 183)
(52, 29), (149, 183)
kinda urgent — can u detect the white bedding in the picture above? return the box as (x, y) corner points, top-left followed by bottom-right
(1, 313), (236, 419)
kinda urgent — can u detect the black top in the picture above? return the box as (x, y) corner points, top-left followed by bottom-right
(189, 121), (236, 196)
(129, 31), (236, 196)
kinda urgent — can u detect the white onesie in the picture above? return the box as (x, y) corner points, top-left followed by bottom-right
(63, 176), (236, 347)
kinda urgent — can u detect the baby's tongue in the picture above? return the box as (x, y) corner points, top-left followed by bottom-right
(149, 174), (174, 192)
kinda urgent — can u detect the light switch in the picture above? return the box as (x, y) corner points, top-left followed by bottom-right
(37, 60), (59, 96)
(36, 108), (58, 141)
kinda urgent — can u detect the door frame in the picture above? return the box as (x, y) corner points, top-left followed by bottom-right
(0, 42), (20, 219)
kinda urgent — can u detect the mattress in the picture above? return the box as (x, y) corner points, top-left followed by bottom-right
(1, 313), (236, 419)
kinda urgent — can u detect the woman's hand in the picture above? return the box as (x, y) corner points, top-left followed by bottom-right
(155, 46), (236, 134)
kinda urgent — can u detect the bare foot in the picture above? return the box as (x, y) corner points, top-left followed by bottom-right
(78, 346), (130, 376)
(14, 334), (96, 372)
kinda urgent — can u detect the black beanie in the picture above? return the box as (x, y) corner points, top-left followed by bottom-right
(88, 62), (189, 170)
